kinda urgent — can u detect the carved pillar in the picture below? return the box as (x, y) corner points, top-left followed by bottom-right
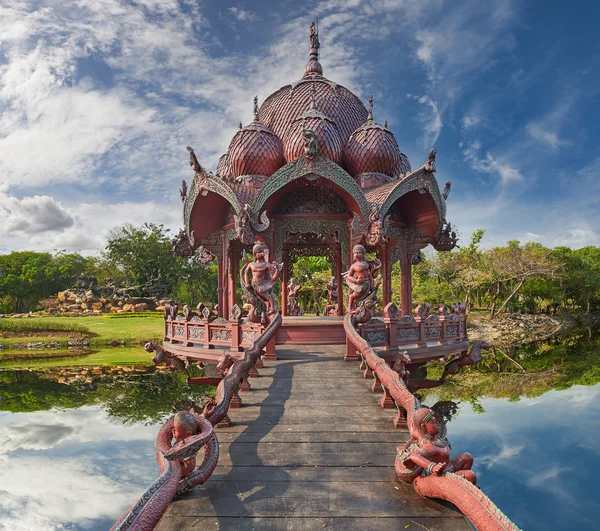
(217, 255), (225, 318)
(222, 236), (230, 320)
(335, 244), (343, 316)
(281, 248), (289, 317)
(381, 241), (390, 307)
(399, 241), (412, 317)
(227, 246), (238, 318)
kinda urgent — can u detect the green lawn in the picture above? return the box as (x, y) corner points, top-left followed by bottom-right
(0, 346), (152, 368)
(0, 315), (164, 368)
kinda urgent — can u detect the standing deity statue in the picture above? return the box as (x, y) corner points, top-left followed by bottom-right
(241, 243), (280, 324)
(287, 277), (301, 316)
(343, 244), (381, 314)
(367, 208), (384, 246)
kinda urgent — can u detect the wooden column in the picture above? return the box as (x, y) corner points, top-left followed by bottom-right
(400, 242), (413, 317)
(227, 247), (238, 319)
(281, 249), (289, 316)
(335, 244), (343, 316)
(381, 241), (390, 307)
(217, 255), (225, 318)
(221, 236), (230, 320)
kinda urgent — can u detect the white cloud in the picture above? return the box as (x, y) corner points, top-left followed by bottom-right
(526, 123), (569, 150)
(0, 194), (74, 234)
(228, 7), (258, 22)
(462, 141), (523, 185)
(408, 94), (443, 147)
(461, 113), (481, 131)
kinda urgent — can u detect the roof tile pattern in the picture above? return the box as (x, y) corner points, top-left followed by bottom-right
(344, 121), (407, 177)
(258, 77), (368, 146)
(282, 109), (343, 165)
(227, 121), (284, 179)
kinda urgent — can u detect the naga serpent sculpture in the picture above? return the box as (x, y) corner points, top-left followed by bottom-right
(344, 311), (521, 531)
(112, 313), (282, 530)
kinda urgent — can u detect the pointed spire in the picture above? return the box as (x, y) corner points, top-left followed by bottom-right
(253, 95), (259, 121)
(304, 20), (323, 77)
(239, 121), (243, 129)
(384, 120), (388, 129)
(368, 95), (373, 121)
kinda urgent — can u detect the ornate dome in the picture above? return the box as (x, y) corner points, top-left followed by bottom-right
(343, 96), (409, 178)
(226, 98), (284, 179)
(281, 104), (343, 165)
(258, 24), (367, 146)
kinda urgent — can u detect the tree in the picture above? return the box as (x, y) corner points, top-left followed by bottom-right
(0, 251), (89, 312)
(104, 223), (179, 287)
(485, 242), (558, 318)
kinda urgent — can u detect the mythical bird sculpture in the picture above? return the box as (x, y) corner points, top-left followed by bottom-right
(367, 208), (385, 246)
(170, 229), (195, 257)
(424, 147), (436, 172)
(440, 340), (492, 381)
(180, 179), (187, 202)
(145, 341), (191, 380)
(186, 145), (203, 173)
(442, 181), (451, 200)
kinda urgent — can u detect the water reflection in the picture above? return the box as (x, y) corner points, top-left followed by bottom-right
(0, 406), (159, 531)
(419, 330), (600, 531)
(429, 385), (600, 531)
(0, 330), (598, 530)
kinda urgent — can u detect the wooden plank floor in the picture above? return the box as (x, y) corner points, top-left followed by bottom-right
(156, 345), (471, 531)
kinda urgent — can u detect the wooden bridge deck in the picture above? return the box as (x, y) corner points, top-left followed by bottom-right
(156, 345), (471, 531)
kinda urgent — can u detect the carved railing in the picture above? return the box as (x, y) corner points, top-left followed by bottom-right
(344, 312), (521, 531)
(359, 302), (468, 349)
(112, 313), (283, 531)
(163, 303), (275, 357)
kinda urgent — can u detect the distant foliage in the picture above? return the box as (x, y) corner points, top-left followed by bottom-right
(403, 230), (600, 317)
(0, 251), (90, 313)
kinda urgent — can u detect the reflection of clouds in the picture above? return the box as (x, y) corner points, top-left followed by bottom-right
(0, 407), (162, 531)
(0, 423), (74, 451)
(526, 465), (575, 504)
(479, 442), (525, 468)
(437, 383), (600, 529)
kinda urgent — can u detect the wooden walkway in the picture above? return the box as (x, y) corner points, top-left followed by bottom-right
(156, 345), (471, 531)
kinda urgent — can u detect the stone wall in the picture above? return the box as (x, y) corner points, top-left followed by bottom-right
(48, 290), (171, 315)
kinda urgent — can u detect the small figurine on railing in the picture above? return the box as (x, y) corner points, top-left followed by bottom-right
(287, 277), (302, 316)
(325, 276), (338, 315)
(343, 244), (381, 314)
(241, 243), (281, 324)
(396, 407), (476, 484)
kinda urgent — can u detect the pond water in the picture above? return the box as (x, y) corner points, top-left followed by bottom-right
(1, 331), (599, 531)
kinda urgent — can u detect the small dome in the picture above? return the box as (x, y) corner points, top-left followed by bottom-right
(343, 96), (406, 178)
(281, 107), (343, 165)
(216, 152), (230, 178)
(227, 98), (284, 179)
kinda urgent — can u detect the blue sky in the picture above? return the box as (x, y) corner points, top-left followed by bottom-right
(1, 0), (599, 254)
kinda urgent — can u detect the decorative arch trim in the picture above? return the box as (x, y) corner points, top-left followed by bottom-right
(377, 167), (446, 233)
(250, 155), (371, 226)
(184, 172), (243, 233)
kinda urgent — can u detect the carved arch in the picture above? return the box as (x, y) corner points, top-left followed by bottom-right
(184, 172), (245, 242)
(250, 155), (371, 226)
(377, 168), (446, 235)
